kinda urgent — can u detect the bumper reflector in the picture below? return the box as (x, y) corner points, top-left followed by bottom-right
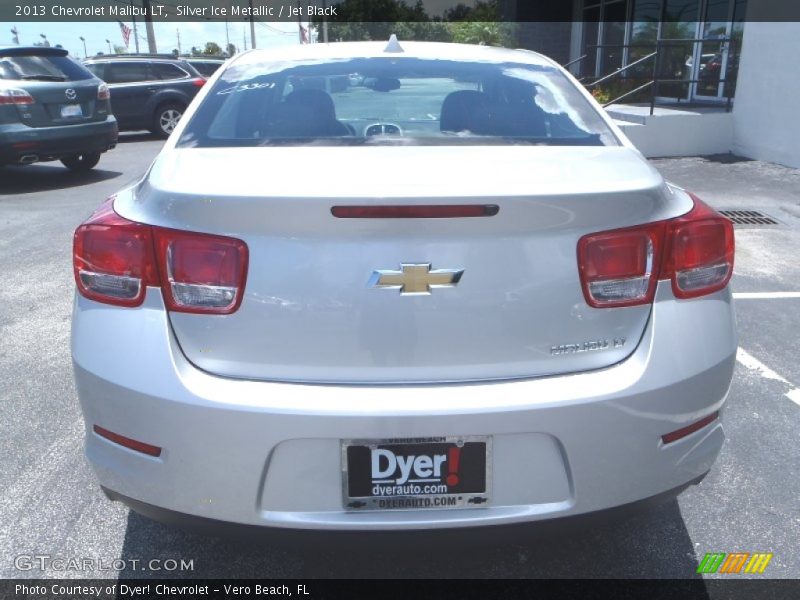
(93, 425), (162, 457)
(661, 412), (719, 445)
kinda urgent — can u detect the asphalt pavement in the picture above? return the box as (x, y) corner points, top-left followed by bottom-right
(0, 141), (798, 583)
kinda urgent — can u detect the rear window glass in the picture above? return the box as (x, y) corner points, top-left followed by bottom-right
(0, 54), (94, 82)
(178, 57), (618, 148)
(105, 62), (152, 84)
(85, 63), (105, 79)
(190, 61), (224, 77)
(152, 63), (189, 80)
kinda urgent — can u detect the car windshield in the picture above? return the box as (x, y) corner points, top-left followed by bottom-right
(0, 54), (93, 82)
(178, 56), (618, 147)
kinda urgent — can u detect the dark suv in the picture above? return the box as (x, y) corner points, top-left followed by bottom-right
(0, 46), (117, 171)
(185, 57), (226, 77)
(84, 55), (205, 138)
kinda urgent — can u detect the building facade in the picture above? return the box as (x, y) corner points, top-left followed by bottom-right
(505, 0), (800, 168)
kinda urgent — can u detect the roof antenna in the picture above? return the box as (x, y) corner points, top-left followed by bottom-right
(384, 34), (404, 53)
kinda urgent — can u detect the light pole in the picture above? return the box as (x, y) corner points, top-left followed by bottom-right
(106, 39), (112, 54)
(248, 0), (256, 49)
(79, 36), (87, 58)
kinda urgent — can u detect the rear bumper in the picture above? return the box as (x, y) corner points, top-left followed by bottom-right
(72, 283), (737, 531)
(104, 471), (709, 539)
(0, 118), (117, 164)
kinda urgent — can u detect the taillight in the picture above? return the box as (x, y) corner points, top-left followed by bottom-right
(661, 194), (735, 299)
(97, 83), (110, 100)
(191, 77), (206, 87)
(73, 199), (158, 307)
(577, 224), (661, 307)
(577, 193), (734, 307)
(73, 199), (248, 314)
(153, 229), (248, 314)
(0, 87), (35, 105)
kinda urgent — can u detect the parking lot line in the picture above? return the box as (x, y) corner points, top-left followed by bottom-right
(733, 292), (800, 299)
(736, 347), (800, 407)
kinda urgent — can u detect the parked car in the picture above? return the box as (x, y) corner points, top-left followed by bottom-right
(83, 55), (205, 138)
(72, 40), (736, 532)
(0, 46), (117, 170)
(185, 57), (226, 77)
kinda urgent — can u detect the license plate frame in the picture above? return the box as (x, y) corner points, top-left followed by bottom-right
(60, 104), (83, 118)
(341, 436), (491, 512)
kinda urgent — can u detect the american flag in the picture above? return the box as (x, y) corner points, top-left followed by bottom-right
(299, 24), (308, 44)
(118, 21), (132, 48)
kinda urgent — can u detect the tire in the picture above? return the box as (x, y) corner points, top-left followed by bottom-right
(152, 103), (185, 138)
(61, 152), (101, 172)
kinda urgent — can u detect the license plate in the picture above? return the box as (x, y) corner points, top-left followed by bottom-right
(61, 104), (83, 118)
(342, 436), (491, 511)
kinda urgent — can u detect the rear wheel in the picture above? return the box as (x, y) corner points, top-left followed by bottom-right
(61, 153), (101, 172)
(152, 103), (185, 138)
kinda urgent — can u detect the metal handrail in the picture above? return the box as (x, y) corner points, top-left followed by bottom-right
(586, 37), (732, 49)
(602, 81), (654, 108)
(587, 52), (657, 88)
(569, 36), (738, 115)
(562, 54), (587, 69)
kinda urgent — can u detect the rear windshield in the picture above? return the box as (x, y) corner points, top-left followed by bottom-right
(0, 54), (94, 82)
(190, 61), (224, 77)
(178, 57), (618, 147)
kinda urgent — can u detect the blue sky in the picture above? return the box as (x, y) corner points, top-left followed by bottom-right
(2, 20), (305, 58)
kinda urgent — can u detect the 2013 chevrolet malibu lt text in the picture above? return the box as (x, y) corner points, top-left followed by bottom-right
(71, 40), (736, 531)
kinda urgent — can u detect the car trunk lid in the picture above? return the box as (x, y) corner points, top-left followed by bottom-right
(116, 145), (691, 383)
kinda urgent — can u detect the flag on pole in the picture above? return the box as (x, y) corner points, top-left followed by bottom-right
(299, 24), (308, 44)
(118, 21), (132, 48)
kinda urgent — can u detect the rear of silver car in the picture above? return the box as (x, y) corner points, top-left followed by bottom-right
(71, 43), (736, 530)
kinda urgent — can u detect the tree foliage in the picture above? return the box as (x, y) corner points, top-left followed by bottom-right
(450, 21), (515, 47)
(203, 41), (222, 56)
(311, 0), (514, 46)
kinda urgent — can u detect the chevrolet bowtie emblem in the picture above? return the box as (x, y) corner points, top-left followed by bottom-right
(369, 263), (464, 296)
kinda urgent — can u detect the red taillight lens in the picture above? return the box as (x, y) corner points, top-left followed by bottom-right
(577, 225), (661, 307)
(191, 77), (206, 87)
(662, 194), (735, 299)
(73, 199), (158, 307)
(97, 83), (110, 100)
(577, 193), (734, 307)
(0, 87), (35, 105)
(74, 199), (248, 314)
(153, 229), (248, 314)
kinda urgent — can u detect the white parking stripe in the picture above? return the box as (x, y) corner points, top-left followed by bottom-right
(736, 348), (800, 407)
(733, 292), (800, 299)
(787, 390), (800, 406)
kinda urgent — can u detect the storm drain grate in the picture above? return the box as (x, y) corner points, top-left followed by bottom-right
(719, 210), (781, 227)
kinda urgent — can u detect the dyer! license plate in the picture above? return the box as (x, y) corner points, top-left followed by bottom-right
(342, 437), (491, 511)
(61, 104), (83, 118)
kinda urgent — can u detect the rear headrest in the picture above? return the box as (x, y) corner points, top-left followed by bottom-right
(264, 88), (345, 137)
(440, 90), (492, 135)
(283, 89), (337, 121)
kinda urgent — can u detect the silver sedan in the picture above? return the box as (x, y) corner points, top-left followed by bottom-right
(71, 39), (736, 531)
